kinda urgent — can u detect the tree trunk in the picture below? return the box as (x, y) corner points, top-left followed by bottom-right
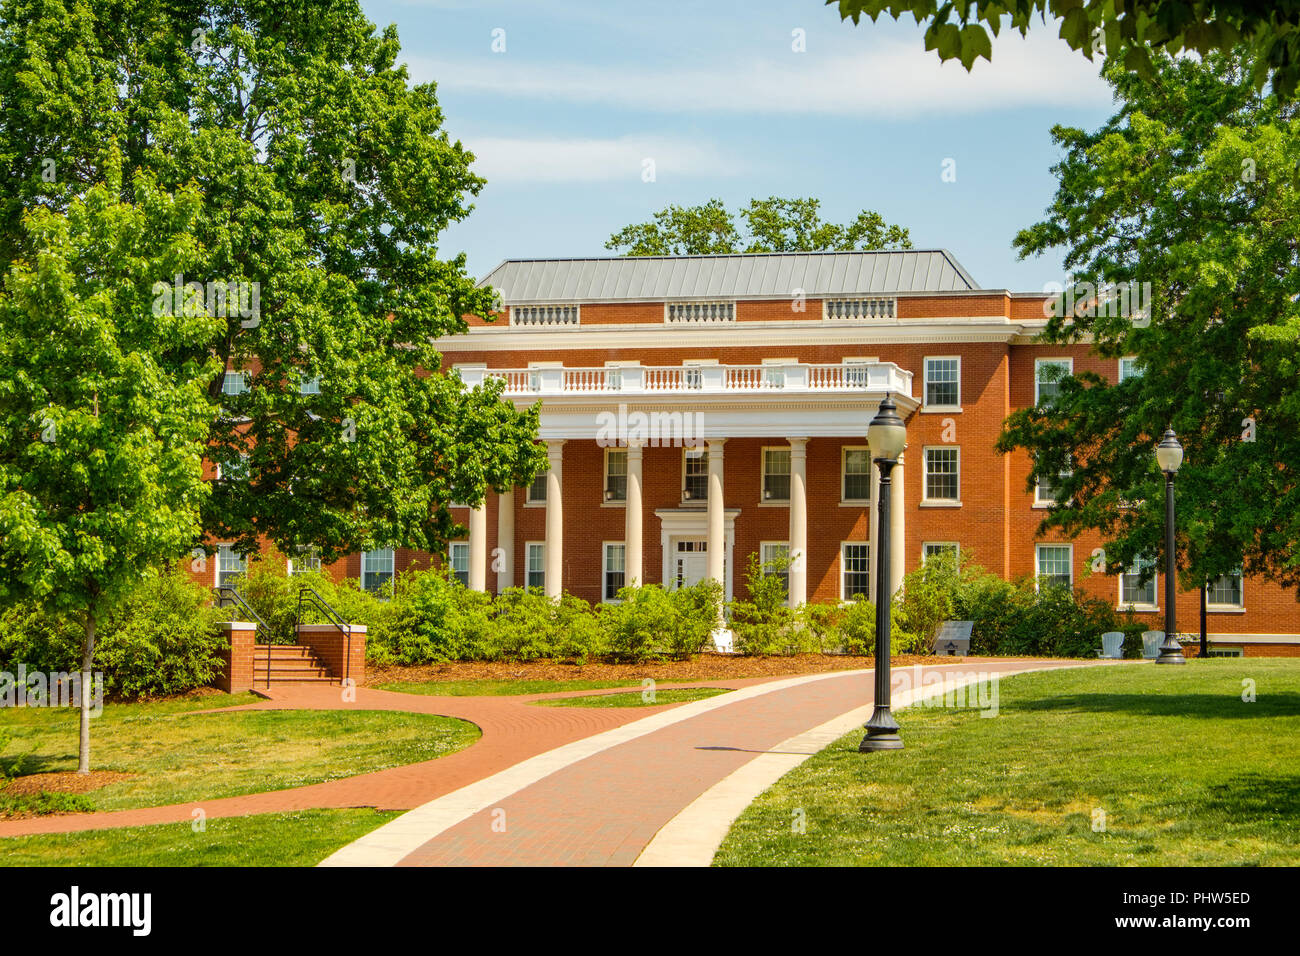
(77, 614), (96, 775)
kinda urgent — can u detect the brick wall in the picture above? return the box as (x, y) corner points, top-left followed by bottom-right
(214, 622), (257, 693)
(296, 624), (368, 685)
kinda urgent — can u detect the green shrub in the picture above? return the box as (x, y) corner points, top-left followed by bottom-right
(730, 552), (799, 655)
(797, 602), (844, 653)
(492, 589), (602, 663)
(0, 565), (226, 698)
(893, 551), (960, 650)
(368, 569), (493, 665)
(600, 581), (719, 663)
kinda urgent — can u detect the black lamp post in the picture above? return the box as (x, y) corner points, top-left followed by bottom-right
(860, 393), (908, 752)
(1155, 429), (1187, 665)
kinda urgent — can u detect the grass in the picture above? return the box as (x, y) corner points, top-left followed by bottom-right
(0, 809), (399, 866)
(378, 678), (646, 696)
(715, 659), (1300, 866)
(532, 687), (732, 708)
(0, 692), (479, 814)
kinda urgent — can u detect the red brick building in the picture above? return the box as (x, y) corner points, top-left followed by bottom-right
(211, 250), (1300, 656)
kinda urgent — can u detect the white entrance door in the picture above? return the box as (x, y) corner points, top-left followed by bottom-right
(673, 539), (708, 589)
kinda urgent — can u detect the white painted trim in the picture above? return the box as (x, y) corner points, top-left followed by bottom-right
(839, 541), (870, 602)
(922, 354), (961, 409)
(921, 445), (961, 504)
(1035, 357), (1073, 405)
(1035, 543), (1074, 591)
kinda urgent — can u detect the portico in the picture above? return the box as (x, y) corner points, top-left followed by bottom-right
(457, 360), (917, 611)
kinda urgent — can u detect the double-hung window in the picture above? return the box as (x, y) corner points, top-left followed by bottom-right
(924, 357), (960, 408)
(842, 447), (871, 502)
(1120, 555), (1157, 608)
(1036, 545), (1073, 591)
(923, 447), (960, 502)
(449, 542), (470, 587)
(841, 543), (870, 601)
(603, 543), (626, 601)
(763, 448), (791, 502)
(605, 450), (627, 502)
(362, 548), (395, 593)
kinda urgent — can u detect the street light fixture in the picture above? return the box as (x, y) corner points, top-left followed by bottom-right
(1155, 429), (1187, 665)
(860, 393), (908, 752)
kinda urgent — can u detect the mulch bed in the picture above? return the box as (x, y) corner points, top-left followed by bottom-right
(1, 771), (134, 797)
(366, 654), (943, 687)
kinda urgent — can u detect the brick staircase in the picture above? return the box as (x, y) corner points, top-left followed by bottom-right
(252, 643), (336, 685)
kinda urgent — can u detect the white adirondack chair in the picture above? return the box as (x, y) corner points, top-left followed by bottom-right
(1141, 630), (1165, 659)
(1098, 631), (1125, 659)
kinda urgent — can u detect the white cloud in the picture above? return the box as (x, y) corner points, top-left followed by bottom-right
(464, 135), (738, 183)
(406, 29), (1112, 117)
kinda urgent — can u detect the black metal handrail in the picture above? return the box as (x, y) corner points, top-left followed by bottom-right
(214, 585), (275, 688)
(294, 586), (353, 685)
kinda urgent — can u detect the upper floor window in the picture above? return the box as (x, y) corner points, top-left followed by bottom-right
(924, 357), (960, 408)
(823, 297), (896, 320)
(605, 449), (627, 502)
(526, 469), (548, 504)
(510, 304), (579, 326)
(222, 370), (250, 396)
(923, 447), (960, 502)
(666, 301), (735, 323)
(683, 448), (708, 501)
(1035, 358), (1073, 407)
(842, 447), (871, 502)
(762, 448), (791, 501)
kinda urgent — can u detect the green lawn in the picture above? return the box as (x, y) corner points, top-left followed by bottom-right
(378, 678), (645, 697)
(715, 660), (1300, 866)
(0, 809), (399, 866)
(532, 687), (732, 708)
(0, 693), (479, 814)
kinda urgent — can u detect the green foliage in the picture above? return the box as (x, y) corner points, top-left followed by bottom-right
(0, 0), (546, 565)
(376, 570), (494, 665)
(607, 196), (911, 256)
(828, 1), (1300, 100)
(601, 580), (722, 663)
(893, 551), (960, 649)
(996, 49), (1300, 593)
(729, 552), (799, 655)
(0, 566), (226, 698)
(493, 589), (603, 664)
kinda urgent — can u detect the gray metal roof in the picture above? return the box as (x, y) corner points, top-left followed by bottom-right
(478, 250), (980, 304)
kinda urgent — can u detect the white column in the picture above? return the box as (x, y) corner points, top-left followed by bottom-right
(787, 437), (809, 607)
(706, 439), (727, 586)
(468, 502), (487, 591)
(869, 447), (881, 604)
(496, 487), (515, 592)
(544, 440), (565, 599)
(625, 441), (644, 587)
(889, 450), (906, 599)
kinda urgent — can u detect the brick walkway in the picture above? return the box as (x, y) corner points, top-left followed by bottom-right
(329, 658), (1092, 866)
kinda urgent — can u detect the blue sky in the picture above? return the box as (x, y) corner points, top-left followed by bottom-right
(360, 0), (1118, 292)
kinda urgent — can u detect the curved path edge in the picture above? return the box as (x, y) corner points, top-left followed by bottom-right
(633, 661), (1101, 867)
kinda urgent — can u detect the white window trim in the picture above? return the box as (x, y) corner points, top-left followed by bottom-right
(760, 541), (790, 572)
(214, 543), (246, 588)
(524, 541), (546, 591)
(920, 445), (961, 506)
(1035, 357), (1074, 405)
(760, 445), (792, 506)
(921, 542), (960, 566)
(287, 546), (321, 577)
(524, 468), (549, 507)
(603, 447), (628, 507)
(1035, 543), (1074, 592)
(840, 445), (872, 505)
(602, 541), (626, 603)
(839, 541), (871, 602)
(921, 355), (962, 412)
(1118, 556), (1159, 612)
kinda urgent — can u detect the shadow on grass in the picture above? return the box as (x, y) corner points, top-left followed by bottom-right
(1197, 772), (1300, 824)
(1015, 692), (1300, 719)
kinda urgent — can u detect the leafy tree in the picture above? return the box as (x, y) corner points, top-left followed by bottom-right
(996, 50), (1300, 594)
(0, 173), (219, 771)
(826, 0), (1300, 99)
(0, 0), (545, 567)
(607, 196), (911, 255)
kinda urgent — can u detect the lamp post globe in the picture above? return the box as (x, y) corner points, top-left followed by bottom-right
(860, 394), (907, 752)
(1155, 429), (1187, 665)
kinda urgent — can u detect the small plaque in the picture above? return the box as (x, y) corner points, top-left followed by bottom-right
(933, 620), (973, 656)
